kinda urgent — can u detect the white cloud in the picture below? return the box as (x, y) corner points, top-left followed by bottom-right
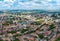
(0, 0), (60, 11)
(4, 0), (16, 2)
(16, 0), (60, 10)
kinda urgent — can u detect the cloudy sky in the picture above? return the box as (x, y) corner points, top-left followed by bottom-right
(0, 0), (60, 11)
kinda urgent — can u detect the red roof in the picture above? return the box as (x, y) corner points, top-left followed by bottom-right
(28, 37), (34, 41)
(44, 31), (48, 36)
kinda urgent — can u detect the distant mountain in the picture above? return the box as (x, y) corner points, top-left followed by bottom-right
(0, 11), (4, 14)
(6, 9), (60, 13)
(0, 9), (60, 14)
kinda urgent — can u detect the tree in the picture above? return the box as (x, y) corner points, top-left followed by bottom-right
(21, 28), (28, 33)
(2, 20), (13, 26)
(12, 38), (20, 41)
(55, 37), (60, 41)
(15, 33), (21, 37)
(7, 30), (16, 34)
(2, 22), (9, 26)
(0, 39), (3, 41)
(38, 34), (44, 39)
(31, 21), (41, 25)
(49, 24), (55, 30)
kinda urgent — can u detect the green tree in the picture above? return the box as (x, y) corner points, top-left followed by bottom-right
(0, 39), (3, 41)
(12, 38), (20, 41)
(15, 33), (21, 37)
(49, 24), (55, 30)
(2, 20), (13, 26)
(21, 28), (28, 33)
(55, 37), (60, 41)
(7, 30), (16, 34)
(38, 34), (44, 39)
(31, 21), (41, 25)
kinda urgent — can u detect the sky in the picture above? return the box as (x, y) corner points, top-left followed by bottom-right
(0, 0), (60, 11)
